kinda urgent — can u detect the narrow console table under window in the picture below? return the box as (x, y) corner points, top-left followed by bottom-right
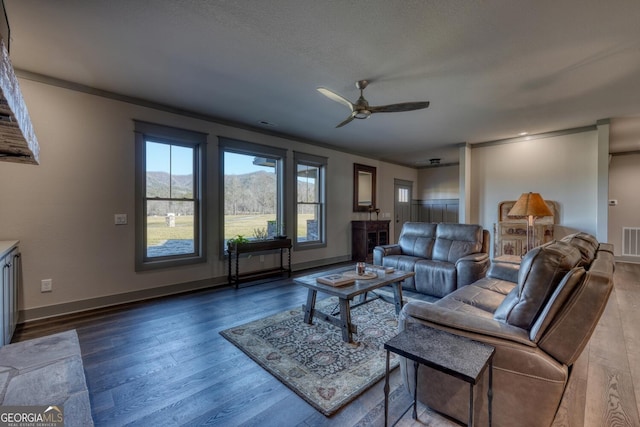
(227, 239), (292, 288)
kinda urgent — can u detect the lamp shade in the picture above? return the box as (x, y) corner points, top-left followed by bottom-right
(507, 192), (553, 218)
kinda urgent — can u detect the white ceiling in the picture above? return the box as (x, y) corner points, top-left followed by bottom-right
(5, 0), (640, 165)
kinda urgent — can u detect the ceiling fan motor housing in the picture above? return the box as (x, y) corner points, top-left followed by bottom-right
(317, 79), (429, 127)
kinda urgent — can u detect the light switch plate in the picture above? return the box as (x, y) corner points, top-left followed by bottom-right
(114, 214), (128, 225)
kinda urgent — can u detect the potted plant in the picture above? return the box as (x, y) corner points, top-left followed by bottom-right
(253, 227), (269, 240)
(227, 234), (249, 251)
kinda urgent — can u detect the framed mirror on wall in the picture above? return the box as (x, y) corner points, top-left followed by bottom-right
(353, 163), (376, 212)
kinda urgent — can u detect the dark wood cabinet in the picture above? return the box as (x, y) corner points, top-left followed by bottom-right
(351, 220), (390, 263)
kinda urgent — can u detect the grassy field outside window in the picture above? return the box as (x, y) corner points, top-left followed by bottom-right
(147, 214), (315, 247)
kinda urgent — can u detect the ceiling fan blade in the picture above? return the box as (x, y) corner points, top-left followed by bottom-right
(317, 87), (354, 112)
(336, 113), (356, 128)
(368, 101), (430, 113)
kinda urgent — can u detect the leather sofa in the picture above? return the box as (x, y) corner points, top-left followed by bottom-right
(373, 222), (490, 298)
(398, 232), (615, 427)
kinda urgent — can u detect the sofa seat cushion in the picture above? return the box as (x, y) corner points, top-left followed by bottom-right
(435, 281), (513, 318)
(381, 254), (420, 270)
(494, 240), (582, 330)
(381, 254), (421, 290)
(414, 259), (456, 297)
(473, 276), (517, 296)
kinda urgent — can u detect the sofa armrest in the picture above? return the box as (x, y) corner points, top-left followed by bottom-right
(455, 252), (489, 264)
(373, 244), (401, 265)
(455, 253), (490, 287)
(487, 261), (519, 283)
(400, 300), (533, 347)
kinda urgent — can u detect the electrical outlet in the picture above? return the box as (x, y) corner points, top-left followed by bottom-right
(114, 214), (128, 225)
(41, 279), (52, 292)
(259, 255), (265, 262)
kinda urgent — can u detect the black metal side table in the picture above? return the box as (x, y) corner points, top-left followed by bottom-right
(384, 323), (495, 427)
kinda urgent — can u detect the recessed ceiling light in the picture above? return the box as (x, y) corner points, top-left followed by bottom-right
(519, 132), (528, 136)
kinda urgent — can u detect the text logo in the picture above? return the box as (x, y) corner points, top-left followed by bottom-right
(0, 405), (64, 427)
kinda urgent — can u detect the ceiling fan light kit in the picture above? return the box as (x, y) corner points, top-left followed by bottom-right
(317, 80), (429, 128)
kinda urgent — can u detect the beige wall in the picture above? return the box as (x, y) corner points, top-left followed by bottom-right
(0, 79), (417, 320)
(417, 165), (459, 200)
(415, 128), (629, 259)
(609, 153), (640, 260)
(608, 116), (640, 260)
(470, 130), (601, 245)
(416, 130), (604, 256)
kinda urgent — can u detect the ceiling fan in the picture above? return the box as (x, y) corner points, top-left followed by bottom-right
(317, 80), (430, 128)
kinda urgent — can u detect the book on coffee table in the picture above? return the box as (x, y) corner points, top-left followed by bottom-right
(316, 274), (355, 287)
(372, 265), (395, 273)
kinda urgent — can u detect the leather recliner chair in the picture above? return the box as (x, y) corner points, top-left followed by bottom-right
(398, 233), (615, 427)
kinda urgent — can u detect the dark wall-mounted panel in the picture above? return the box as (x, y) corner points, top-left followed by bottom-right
(412, 199), (459, 223)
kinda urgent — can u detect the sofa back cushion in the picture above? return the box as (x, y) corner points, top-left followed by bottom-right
(494, 240), (582, 330)
(560, 232), (599, 267)
(537, 255), (613, 365)
(398, 222), (438, 258)
(529, 267), (586, 342)
(432, 223), (484, 263)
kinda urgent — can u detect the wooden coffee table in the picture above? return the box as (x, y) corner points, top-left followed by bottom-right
(294, 265), (415, 343)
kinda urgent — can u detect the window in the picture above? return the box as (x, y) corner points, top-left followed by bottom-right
(135, 121), (207, 270)
(398, 187), (409, 203)
(294, 152), (327, 248)
(220, 138), (286, 249)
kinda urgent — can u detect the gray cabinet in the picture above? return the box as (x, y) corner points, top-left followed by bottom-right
(0, 241), (19, 346)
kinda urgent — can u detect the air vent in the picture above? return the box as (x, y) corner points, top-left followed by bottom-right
(622, 227), (640, 257)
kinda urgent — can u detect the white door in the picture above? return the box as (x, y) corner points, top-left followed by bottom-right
(394, 179), (413, 243)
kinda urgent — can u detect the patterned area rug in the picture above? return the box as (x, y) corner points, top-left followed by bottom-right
(220, 296), (402, 416)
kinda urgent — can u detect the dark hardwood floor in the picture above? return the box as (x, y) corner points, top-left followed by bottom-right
(13, 263), (640, 426)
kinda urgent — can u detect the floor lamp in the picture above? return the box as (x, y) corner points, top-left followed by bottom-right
(507, 192), (553, 254)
